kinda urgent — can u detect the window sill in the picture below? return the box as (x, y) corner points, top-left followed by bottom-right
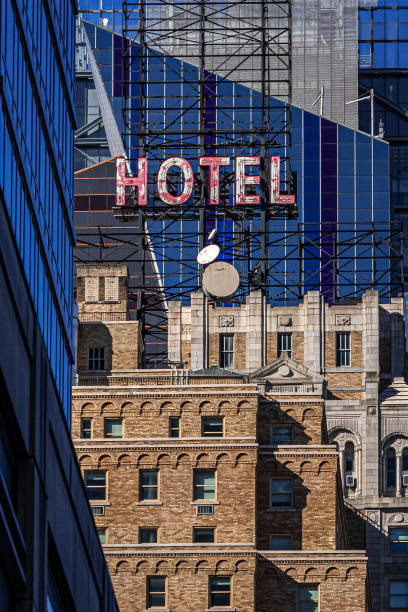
(206, 608), (236, 612)
(90, 501), (111, 506)
(144, 609), (171, 611)
(267, 507), (297, 512)
(190, 501), (220, 505)
(136, 501), (163, 506)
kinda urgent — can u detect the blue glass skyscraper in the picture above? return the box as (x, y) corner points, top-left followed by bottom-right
(0, 1), (117, 609)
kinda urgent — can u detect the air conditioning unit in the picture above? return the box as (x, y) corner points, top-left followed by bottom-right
(91, 505), (105, 516)
(402, 473), (408, 487)
(196, 504), (214, 515)
(345, 472), (355, 488)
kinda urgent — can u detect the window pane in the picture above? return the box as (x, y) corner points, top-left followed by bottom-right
(86, 472), (105, 486)
(272, 427), (292, 443)
(169, 417), (180, 437)
(149, 593), (165, 607)
(195, 471), (214, 486)
(105, 419), (122, 437)
(272, 479), (291, 493)
(140, 529), (157, 543)
(270, 535), (292, 550)
(142, 471), (158, 486)
(97, 528), (106, 544)
(203, 418), (223, 436)
(391, 582), (408, 595)
(194, 528), (215, 543)
(210, 577), (231, 607)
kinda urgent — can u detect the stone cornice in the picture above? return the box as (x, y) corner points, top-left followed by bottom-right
(74, 442), (258, 452)
(72, 391), (258, 400)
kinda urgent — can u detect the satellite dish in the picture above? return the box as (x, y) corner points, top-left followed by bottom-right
(202, 262), (240, 300)
(197, 243), (220, 265)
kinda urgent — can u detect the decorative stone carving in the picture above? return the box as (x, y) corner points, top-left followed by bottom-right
(367, 405), (377, 416)
(389, 514), (404, 523)
(368, 511), (379, 524)
(182, 324), (191, 334)
(277, 365), (291, 377)
(219, 316), (234, 327)
(336, 314), (351, 326)
(278, 315), (292, 327)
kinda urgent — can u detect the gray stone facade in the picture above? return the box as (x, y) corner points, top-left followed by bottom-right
(168, 289), (408, 612)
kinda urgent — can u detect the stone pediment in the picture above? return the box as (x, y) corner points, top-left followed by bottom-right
(249, 357), (325, 396)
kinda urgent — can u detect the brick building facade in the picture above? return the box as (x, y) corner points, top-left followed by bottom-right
(71, 265), (373, 611)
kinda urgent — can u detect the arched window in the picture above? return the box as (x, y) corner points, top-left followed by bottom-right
(387, 448), (396, 488)
(345, 442), (355, 473)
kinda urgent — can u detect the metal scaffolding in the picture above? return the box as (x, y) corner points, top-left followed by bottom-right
(81, 0), (405, 366)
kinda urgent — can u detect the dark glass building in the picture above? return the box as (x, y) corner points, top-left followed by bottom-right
(0, 0), (117, 609)
(359, 0), (408, 275)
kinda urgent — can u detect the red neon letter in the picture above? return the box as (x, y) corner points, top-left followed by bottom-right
(199, 156), (230, 205)
(234, 156), (260, 205)
(116, 156), (148, 206)
(157, 157), (194, 205)
(270, 156), (295, 205)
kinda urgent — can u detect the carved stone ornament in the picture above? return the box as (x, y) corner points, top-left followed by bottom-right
(182, 324), (191, 334)
(390, 514), (404, 523)
(278, 315), (292, 327)
(368, 512), (379, 524)
(367, 405), (377, 416)
(277, 365), (291, 377)
(219, 316), (234, 327)
(335, 314), (351, 326)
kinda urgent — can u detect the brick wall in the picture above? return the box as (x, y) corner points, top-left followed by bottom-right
(77, 322), (141, 372)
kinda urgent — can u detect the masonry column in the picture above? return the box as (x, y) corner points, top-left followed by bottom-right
(190, 292), (207, 370)
(362, 290), (380, 499)
(168, 300), (182, 364)
(303, 291), (323, 373)
(396, 453), (402, 498)
(245, 290), (265, 370)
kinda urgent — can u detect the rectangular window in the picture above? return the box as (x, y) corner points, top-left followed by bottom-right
(88, 347), (105, 371)
(278, 332), (292, 358)
(390, 581), (408, 609)
(209, 576), (231, 607)
(270, 535), (292, 550)
(104, 419), (123, 438)
(140, 471), (158, 501)
(84, 471), (106, 501)
(193, 528), (215, 543)
(84, 277), (99, 302)
(104, 276), (119, 301)
(169, 417), (180, 438)
(97, 528), (106, 544)
(272, 426), (293, 445)
(270, 478), (292, 508)
(336, 332), (351, 366)
(219, 333), (234, 368)
(298, 586), (318, 612)
(194, 470), (216, 501)
(81, 418), (92, 439)
(140, 528), (158, 543)
(390, 528), (408, 555)
(202, 417), (223, 437)
(147, 576), (166, 609)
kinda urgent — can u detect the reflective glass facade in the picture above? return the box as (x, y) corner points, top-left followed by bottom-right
(0, 0), (75, 414)
(359, 0), (408, 277)
(75, 20), (391, 306)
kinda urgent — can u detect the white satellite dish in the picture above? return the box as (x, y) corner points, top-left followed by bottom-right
(202, 262), (240, 300)
(197, 243), (220, 265)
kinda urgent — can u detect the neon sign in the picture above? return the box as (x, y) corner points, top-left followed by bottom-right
(116, 156), (295, 207)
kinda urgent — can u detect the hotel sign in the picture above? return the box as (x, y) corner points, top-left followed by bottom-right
(116, 156), (295, 207)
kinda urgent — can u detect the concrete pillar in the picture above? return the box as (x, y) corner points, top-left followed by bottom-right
(167, 300), (182, 364)
(396, 454), (402, 497)
(303, 291), (323, 373)
(362, 290), (380, 497)
(339, 447), (345, 488)
(190, 292), (207, 370)
(245, 291), (264, 371)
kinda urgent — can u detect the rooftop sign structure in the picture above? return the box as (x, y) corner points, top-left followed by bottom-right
(116, 156), (296, 208)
